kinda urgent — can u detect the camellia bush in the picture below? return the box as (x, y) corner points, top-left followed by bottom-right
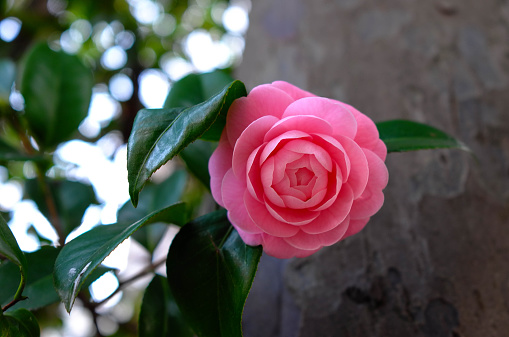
(0, 42), (469, 336)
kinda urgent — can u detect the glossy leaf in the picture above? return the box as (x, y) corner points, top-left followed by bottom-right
(0, 309), (40, 337)
(138, 275), (193, 337)
(0, 247), (61, 311)
(377, 120), (470, 153)
(127, 80), (246, 206)
(24, 179), (97, 239)
(167, 209), (262, 337)
(163, 70), (235, 141)
(20, 43), (93, 148)
(179, 140), (214, 188)
(118, 170), (188, 252)
(0, 215), (27, 309)
(54, 202), (187, 312)
(0, 215), (26, 273)
(0, 58), (15, 103)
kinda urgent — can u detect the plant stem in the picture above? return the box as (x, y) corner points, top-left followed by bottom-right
(9, 111), (66, 245)
(94, 257), (167, 308)
(35, 167), (65, 246)
(1, 267), (27, 311)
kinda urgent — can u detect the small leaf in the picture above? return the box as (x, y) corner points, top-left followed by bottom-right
(377, 120), (470, 153)
(2, 309), (40, 337)
(179, 140), (214, 188)
(164, 71), (236, 141)
(24, 179), (98, 239)
(54, 202), (187, 312)
(167, 209), (262, 337)
(0, 247), (61, 311)
(127, 80), (246, 206)
(0, 58), (16, 103)
(138, 275), (194, 337)
(0, 215), (27, 272)
(20, 43), (93, 148)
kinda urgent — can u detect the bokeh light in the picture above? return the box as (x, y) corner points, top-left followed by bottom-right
(0, 17), (22, 42)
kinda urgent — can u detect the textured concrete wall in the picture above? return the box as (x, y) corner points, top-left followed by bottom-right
(240, 0), (509, 336)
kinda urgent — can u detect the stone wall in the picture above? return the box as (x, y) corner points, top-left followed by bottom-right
(240, 1), (509, 336)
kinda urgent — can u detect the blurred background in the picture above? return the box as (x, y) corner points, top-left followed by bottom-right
(0, 0), (250, 335)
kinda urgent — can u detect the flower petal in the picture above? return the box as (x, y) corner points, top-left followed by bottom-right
(349, 149), (388, 220)
(260, 130), (311, 164)
(283, 139), (333, 172)
(265, 200), (320, 226)
(282, 97), (357, 140)
(284, 216), (350, 250)
(233, 226), (263, 246)
(341, 103), (380, 149)
(336, 135), (369, 198)
(271, 81), (316, 100)
(260, 157), (285, 207)
(246, 145), (265, 201)
(300, 184), (354, 234)
(371, 139), (387, 161)
(342, 218), (370, 239)
(209, 132), (232, 207)
(262, 234), (319, 258)
(226, 84), (293, 147)
(232, 115), (279, 179)
(264, 115), (333, 142)
(222, 169), (263, 234)
(244, 191), (300, 237)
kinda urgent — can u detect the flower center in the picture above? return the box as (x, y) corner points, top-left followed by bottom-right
(292, 167), (314, 187)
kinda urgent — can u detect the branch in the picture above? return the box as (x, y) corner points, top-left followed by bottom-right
(94, 257), (166, 308)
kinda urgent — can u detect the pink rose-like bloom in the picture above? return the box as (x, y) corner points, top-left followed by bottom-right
(209, 81), (388, 258)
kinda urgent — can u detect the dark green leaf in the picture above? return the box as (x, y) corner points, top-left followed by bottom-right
(164, 71), (235, 141)
(20, 43), (93, 148)
(138, 275), (193, 337)
(376, 120), (470, 153)
(0, 215), (26, 273)
(2, 309), (39, 337)
(167, 209), (262, 337)
(0, 247), (62, 311)
(179, 140), (214, 188)
(0, 215), (27, 308)
(1, 309), (40, 337)
(118, 170), (188, 252)
(0, 58), (16, 103)
(128, 80), (246, 206)
(24, 179), (97, 238)
(54, 202), (187, 312)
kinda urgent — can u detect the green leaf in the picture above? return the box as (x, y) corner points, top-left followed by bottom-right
(0, 215), (27, 309)
(0, 58), (16, 103)
(377, 120), (470, 153)
(167, 209), (262, 337)
(20, 43), (93, 148)
(24, 179), (98, 239)
(118, 170), (188, 252)
(1, 308), (40, 337)
(138, 275), (194, 337)
(179, 139), (214, 188)
(54, 202), (187, 312)
(128, 80), (246, 206)
(163, 70), (235, 141)
(0, 247), (61, 311)
(0, 215), (26, 272)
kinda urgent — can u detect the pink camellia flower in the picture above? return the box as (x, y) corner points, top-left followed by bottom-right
(209, 81), (388, 258)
